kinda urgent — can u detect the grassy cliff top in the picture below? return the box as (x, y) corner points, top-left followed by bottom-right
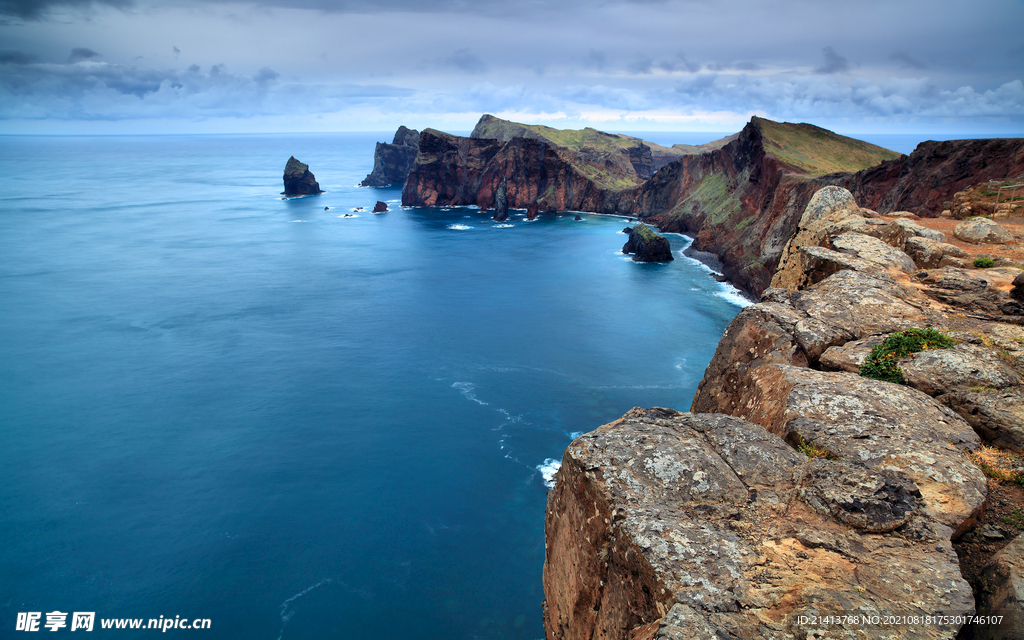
(752, 116), (901, 177)
(471, 114), (733, 158)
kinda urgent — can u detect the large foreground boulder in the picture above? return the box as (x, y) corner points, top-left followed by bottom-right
(282, 156), (323, 196)
(543, 408), (975, 640)
(974, 534), (1024, 639)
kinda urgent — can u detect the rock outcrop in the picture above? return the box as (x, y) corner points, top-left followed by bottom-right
(621, 224), (673, 262)
(360, 126), (420, 187)
(282, 156), (323, 196)
(372, 200), (388, 213)
(544, 408), (974, 640)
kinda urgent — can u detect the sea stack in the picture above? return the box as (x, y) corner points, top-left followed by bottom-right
(492, 180), (509, 222)
(282, 156), (323, 196)
(622, 224), (674, 262)
(372, 201), (388, 213)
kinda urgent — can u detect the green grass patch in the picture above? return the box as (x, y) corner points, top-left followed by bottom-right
(1002, 509), (1024, 529)
(753, 116), (900, 177)
(974, 257), (995, 268)
(859, 328), (957, 384)
(796, 437), (837, 460)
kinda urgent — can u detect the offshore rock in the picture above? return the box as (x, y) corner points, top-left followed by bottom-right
(360, 126), (420, 187)
(954, 218), (1015, 245)
(543, 408), (974, 640)
(372, 200), (388, 213)
(282, 156), (323, 196)
(492, 179), (509, 222)
(621, 224), (674, 262)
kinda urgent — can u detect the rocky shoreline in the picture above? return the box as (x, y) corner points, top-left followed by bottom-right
(543, 186), (1024, 640)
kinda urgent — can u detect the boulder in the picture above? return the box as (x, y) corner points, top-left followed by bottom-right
(876, 219), (947, 249)
(918, 268), (1024, 316)
(543, 408), (975, 640)
(282, 156), (323, 196)
(905, 236), (971, 269)
(574, 214), (582, 221)
(974, 534), (1024, 639)
(772, 186), (861, 290)
(819, 335), (885, 373)
(888, 210), (919, 219)
(900, 344), (1021, 397)
(829, 231), (917, 273)
(622, 224), (673, 262)
(372, 200), (388, 213)
(798, 245), (881, 287)
(944, 388), (1024, 453)
(740, 365), (986, 536)
(1013, 272), (1024, 301)
(954, 218), (1014, 245)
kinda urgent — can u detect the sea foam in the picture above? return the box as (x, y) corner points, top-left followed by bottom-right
(537, 459), (561, 489)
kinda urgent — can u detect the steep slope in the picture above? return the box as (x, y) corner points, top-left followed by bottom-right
(624, 118), (900, 295)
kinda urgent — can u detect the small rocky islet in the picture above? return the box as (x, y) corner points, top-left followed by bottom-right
(301, 117), (1024, 638)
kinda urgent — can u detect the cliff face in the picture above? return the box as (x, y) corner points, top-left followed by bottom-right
(832, 138), (1024, 216)
(541, 186), (1024, 639)
(401, 116), (1020, 300)
(360, 126), (420, 187)
(282, 156), (322, 196)
(402, 128), (637, 211)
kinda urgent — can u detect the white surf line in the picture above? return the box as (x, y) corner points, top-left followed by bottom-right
(276, 578), (332, 640)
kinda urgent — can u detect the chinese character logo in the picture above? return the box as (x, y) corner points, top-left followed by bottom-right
(71, 612), (95, 632)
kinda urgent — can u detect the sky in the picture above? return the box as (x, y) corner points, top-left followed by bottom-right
(1, 0), (1023, 136)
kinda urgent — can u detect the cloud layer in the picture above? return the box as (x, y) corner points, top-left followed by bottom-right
(2, 0), (1022, 134)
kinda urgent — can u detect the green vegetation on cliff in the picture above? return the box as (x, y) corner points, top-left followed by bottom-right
(752, 116), (901, 177)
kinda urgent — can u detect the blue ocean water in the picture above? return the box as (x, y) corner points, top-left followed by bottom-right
(0, 133), (747, 639)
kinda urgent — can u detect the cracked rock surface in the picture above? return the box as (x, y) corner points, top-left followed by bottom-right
(542, 408), (974, 640)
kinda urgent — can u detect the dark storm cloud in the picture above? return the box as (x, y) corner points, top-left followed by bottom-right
(585, 50), (608, 72)
(657, 54), (701, 73)
(0, 0), (131, 19)
(441, 48), (486, 75)
(627, 56), (654, 74)
(0, 50), (38, 64)
(68, 47), (98, 62)
(815, 46), (849, 74)
(0, 58), (413, 120)
(889, 50), (927, 70)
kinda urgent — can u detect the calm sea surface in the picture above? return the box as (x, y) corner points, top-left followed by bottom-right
(0, 133), (747, 639)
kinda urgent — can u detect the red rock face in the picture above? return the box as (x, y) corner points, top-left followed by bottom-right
(402, 124), (1024, 298)
(834, 138), (1024, 216)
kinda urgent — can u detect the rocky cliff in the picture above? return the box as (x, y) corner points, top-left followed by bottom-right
(544, 186), (1024, 639)
(833, 138), (1024, 217)
(282, 156), (323, 196)
(360, 126), (420, 187)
